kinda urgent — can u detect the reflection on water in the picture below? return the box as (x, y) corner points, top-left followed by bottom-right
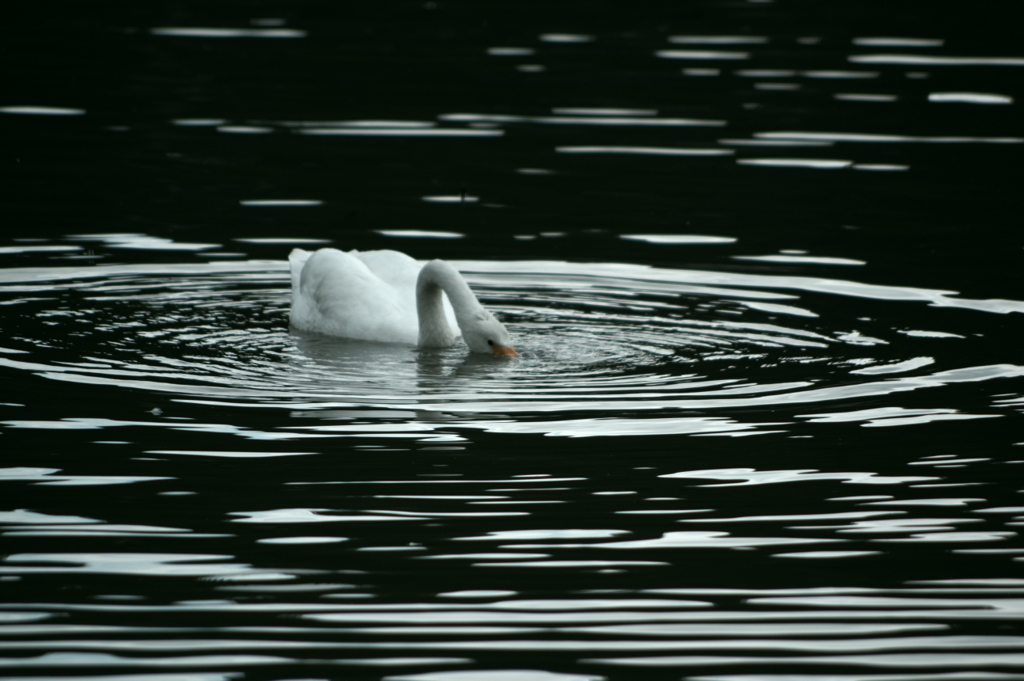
(3, 2), (1024, 680)
(1, 255), (1021, 440)
(2, 244), (1023, 676)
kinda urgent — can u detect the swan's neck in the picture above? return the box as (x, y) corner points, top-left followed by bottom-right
(416, 259), (482, 347)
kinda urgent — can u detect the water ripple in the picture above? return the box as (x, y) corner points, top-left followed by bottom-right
(1, 257), (1021, 439)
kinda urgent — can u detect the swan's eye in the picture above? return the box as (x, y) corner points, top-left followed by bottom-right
(487, 340), (494, 346)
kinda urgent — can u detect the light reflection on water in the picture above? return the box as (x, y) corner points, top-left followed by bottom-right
(3, 7), (1024, 681)
(1, 255), (1021, 440)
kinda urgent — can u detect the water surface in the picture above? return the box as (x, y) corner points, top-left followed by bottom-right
(2, 2), (1023, 680)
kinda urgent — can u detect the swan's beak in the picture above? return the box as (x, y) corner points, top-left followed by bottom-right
(492, 344), (518, 357)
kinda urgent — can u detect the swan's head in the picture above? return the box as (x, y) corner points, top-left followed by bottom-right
(462, 310), (517, 357)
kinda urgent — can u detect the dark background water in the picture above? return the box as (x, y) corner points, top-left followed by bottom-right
(2, 1), (1024, 680)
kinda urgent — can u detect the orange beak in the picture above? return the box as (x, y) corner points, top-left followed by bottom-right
(492, 343), (518, 357)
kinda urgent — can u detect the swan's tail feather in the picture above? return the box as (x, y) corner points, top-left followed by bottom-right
(288, 249), (314, 319)
(288, 249), (312, 290)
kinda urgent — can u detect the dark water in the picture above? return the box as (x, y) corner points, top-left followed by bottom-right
(3, 2), (1024, 680)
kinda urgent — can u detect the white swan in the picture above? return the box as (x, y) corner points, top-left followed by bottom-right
(289, 247), (517, 356)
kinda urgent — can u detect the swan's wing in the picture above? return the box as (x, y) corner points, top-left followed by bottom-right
(290, 248), (418, 343)
(356, 250), (459, 336)
(355, 250), (420, 291)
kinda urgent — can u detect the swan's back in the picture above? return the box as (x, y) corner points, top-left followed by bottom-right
(288, 247), (457, 344)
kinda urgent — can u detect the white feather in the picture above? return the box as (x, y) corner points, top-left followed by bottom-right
(288, 247), (515, 355)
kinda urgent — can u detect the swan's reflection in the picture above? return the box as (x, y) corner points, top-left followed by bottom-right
(289, 329), (517, 424)
(291, 329), (514, 380)
(292, 329), (420, 369)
